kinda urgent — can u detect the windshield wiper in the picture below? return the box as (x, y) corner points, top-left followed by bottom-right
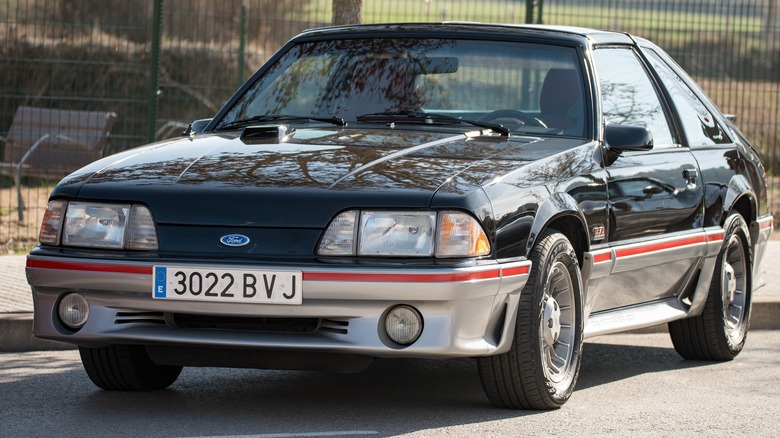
(216, 114), (346, 130)
(356, 111), (510, 136)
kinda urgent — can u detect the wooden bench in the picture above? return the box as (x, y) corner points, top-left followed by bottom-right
(0, 106), (117, 221)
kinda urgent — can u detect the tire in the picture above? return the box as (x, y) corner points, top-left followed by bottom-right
(669, 213), (752, 361)
(477, 230), (584, 410)
(79, 345), (182, 391)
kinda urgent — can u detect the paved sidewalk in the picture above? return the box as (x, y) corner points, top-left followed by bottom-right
(2, 243), (779, 351)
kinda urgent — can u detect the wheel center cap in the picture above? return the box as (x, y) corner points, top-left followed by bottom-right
(724, 263), (737, 304)
(543, 297), (562, 345)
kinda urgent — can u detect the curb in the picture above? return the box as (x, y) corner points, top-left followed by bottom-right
(751, 300), (780, 331)
(0, 314), (75, 352)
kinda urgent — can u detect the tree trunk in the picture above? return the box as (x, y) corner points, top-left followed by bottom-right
(332, 0), (362, 25)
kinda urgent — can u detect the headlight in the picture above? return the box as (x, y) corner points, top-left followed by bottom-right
(63, 202), (130, 248)
(318, 210), (490, 258)
(359, 211), (436, 256)
(39, 201), (158, 250)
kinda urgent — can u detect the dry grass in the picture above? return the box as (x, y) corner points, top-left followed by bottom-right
(0, 185), (53, 253)
(699, 78), (780, 171)
(701, 78), (780, 233)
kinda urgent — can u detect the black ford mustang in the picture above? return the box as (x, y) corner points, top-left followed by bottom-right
(28, 23), (773, 410)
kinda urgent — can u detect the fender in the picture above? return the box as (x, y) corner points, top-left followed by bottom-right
(525, 191), (590, 258)
(723, 173), (759, 247)
(686, 176), (755, 318)
(687, 213), (752, 318)
(723, 174), (756, 222)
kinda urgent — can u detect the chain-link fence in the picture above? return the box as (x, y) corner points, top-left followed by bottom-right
(1, 0), (778, 251)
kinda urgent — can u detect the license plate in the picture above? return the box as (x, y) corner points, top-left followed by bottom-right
(153, 266), (302, 305)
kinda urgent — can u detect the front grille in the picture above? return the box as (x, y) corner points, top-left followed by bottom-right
(115, 311), (166, 325)
(319, 318), (349, 334)
(172, 313), (349, 335)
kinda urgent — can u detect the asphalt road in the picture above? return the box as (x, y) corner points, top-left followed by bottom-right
(2, 331), (779, 437)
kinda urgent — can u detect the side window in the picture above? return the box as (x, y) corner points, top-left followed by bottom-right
(644, 49), (731, 146)
(593, 48), (675, 146)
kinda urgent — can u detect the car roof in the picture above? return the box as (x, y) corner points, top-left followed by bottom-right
(295, 22), (635, 46)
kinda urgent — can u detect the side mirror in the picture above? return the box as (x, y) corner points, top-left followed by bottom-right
(182, 118), (213, 137)
(605, 124), (653, 152)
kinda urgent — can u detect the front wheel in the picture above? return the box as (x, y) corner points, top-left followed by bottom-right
(478, 230), (584, 410)
(669, 213), (753, 360)
(80, 345), (182, 391)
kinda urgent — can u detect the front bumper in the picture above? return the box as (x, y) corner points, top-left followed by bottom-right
(27, 255), (530, 359)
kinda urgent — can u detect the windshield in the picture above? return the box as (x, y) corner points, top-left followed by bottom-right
(218, 37), (588, 137)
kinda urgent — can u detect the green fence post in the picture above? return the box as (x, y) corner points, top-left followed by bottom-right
(238, 4), (247, 88)
(537, 0), (543, 24)
(525, 0), (534, 24)
(147, 0), (163, 143)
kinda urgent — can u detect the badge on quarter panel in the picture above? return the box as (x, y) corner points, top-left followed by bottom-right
(220, 234), (250, 247)
(591, 225), (606, 242)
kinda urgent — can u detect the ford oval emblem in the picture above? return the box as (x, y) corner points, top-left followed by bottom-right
(220, 234), (250, 247)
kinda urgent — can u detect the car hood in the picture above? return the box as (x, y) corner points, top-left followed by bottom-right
(56, 127), (588, 227)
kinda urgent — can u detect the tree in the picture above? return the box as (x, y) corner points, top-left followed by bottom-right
(332, 0), (362, 25)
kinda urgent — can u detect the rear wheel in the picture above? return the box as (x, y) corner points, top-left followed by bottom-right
(478, 230), (584, 410)
(79, 345), (182, 391)
(669, 213), (752, 360)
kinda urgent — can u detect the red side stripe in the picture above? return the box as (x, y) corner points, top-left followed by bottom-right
(614, 235), (707, 258)
(26, 258), (152, 275)
(501, 265), (531, 277)
(27, 258), (523, 283)
(303, 270), (501, 283)
(593, 252), (612, 263)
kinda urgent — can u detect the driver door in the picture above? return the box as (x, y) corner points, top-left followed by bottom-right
(592, 46), (704, 312)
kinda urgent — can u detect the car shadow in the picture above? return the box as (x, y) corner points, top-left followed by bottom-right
(86, 341), (721, 436)
(0, 339), (726, 437)
(577, 339), (720, 390)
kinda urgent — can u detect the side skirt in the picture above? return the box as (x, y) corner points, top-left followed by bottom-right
(584, 298), (687, 339)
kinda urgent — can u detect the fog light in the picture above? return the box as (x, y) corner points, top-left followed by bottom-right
(385, 305), (423, 345)
(58, 293), (89, 329)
